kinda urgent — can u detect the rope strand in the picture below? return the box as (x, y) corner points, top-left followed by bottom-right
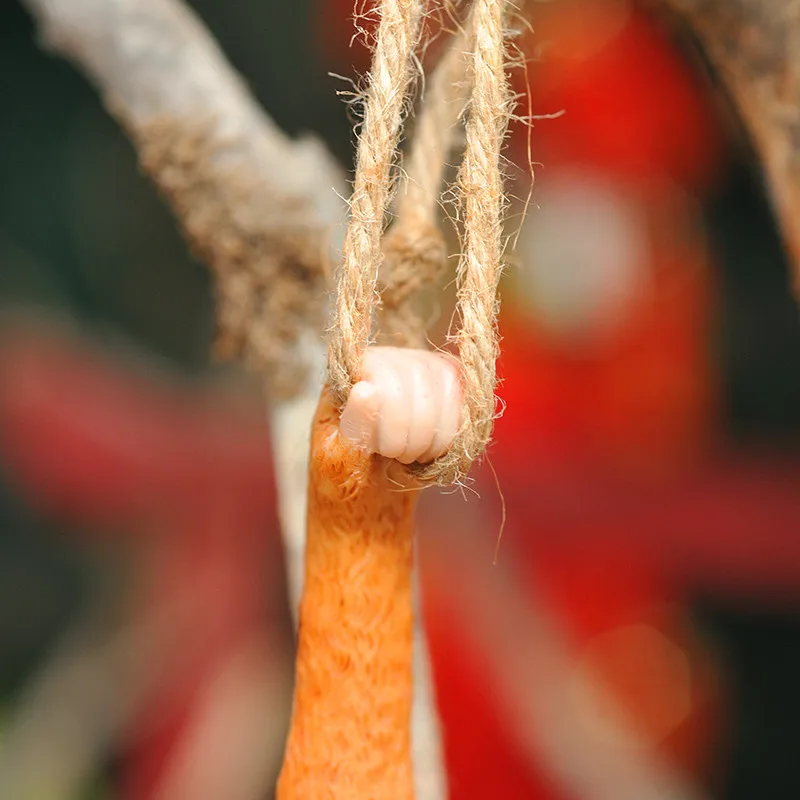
(397, 10), (473, 223)
(327, 0), (427, 404)
(379, 7), (474, 347)
(416, 0), (513, 485)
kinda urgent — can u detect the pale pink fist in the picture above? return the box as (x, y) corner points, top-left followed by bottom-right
(339, 347), (462, 464)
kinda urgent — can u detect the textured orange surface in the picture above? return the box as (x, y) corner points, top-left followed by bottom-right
(277, 390), (418, 800)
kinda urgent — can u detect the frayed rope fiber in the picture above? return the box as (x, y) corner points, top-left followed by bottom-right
(278, 4), (517, 798)
(327, 0), (427, 403)
(327, 0), (515, 486)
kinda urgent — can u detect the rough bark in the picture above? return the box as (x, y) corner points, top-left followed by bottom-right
(657, 0), (800, 293)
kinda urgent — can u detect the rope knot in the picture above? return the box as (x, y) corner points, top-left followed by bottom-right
(379, 219), (448, 348)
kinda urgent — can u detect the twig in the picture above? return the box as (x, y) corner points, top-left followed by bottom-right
(21, 0), (345, 398)
(656, 0), (800, 294)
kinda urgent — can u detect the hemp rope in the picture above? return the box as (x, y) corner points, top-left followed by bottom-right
(327, 0), (427, 402)
(379, 8), (474, 348)
(329, 0), (514, 485)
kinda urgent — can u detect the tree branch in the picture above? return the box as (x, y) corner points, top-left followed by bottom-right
(658, 0), (800, 294)
(23, 0), (345, 397)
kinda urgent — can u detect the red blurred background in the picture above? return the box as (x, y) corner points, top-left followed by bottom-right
(0, 0), (799, 798)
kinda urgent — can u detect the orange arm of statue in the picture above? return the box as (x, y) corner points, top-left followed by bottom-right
(277, 347), (462, 800)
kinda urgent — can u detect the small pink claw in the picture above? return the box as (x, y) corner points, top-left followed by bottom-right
(339, 347), (462, 464)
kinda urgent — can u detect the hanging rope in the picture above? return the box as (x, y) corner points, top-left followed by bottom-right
(379, 10), (474, 347)
(329, 0), (513, 485)
(327, 0), (427, 404)
(416, 0), (512, 483)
